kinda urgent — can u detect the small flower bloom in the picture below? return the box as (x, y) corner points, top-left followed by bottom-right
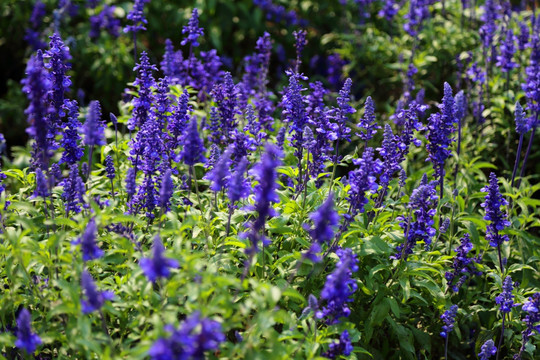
(440, 305), (458, 338)
(159, 169), (174, 212)
(83, 100), (105, 147)
(81, 270), (114, 314)
(181, 8), (204, 47)
(72, 217), (103, 261)
(14, 308), (42, 354)
(149, 312), (225, 360)
(357, 96), (380, 142)
(478, 339), (497, 360)
(140, 235), (179, 282)
(445, 233), (481, 292)
(227, 157), (250, 204)
(514, 102), (529, 135)
(180, 117), (206, 166)
(61, 165), (85, 214)
(481, 173), (510, 247)
(205, 146), (232, 192)
(33, 168), (49, 198)
(316, 248), (359, 324)
(123, 0), (149, 34)
(323, 330), (354, 359)
(104, 155), (115, 180)
(496, 276), (516, 313)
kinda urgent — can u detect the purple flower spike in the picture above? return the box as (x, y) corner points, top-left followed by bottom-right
(478, 339), (497, 360)
(15, 308), (42, 354)
(206, 146), (232, 192)
(227, 157), (250, 204)
(140, 235), (179, 282)
(81, 270), (114, 314)
(481, 173), (510, 248)
(440, 305), (458, 339)
(159, 169), (174, 212)
(181, 8), (204, 47)
(72, 217), (103, 262)
(316, 248), (359, 324)
(323, 330), (354, 359)
(105, 155), (115, 180)
(496, 276), (517, 313)
(357, 96), (380, 142)
(124, 0), (149, 34)
(180, 117), (206, 166)
(83, 100), (105, 147)
(149, 312), (225, 360)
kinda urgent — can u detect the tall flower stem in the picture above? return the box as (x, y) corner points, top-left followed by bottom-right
(86, 145), (94, 184)
(328, 141), (340, 194)
(511, 133), (524, 187)
(496, 314), (506, 360)
(497, 244), (505, 275)
(517, 126), (536, 187)
(226, 206), (233, 237)
(444, 336), (449, 360)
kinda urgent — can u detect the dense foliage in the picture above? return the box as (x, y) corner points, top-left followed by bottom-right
(1, 0), (540, 359)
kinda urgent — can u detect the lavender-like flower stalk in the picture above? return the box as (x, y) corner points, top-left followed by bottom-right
(140, 235), (179, 282)
(14, 308), (42, 354)
(481, 173), (511, 273)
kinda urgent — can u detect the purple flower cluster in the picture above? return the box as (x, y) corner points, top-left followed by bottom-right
(105, 155), (115, 180)
(159, 169), (174, 211)
(123, 0), (149, 34)
(377, 124), (401, 187)
(243, 144), (281, 254)
(305, 194), (339, 262)
(332, 78), (355, 143)
(90, 5), (120, 38)
(22, 51), (53, 170)
(481, 173), (510, 248)
(180, 118), (206, 166)
(15, 308), (42, 354)
(72, 217), (103, 261)
(43, 33), (71, 126)
(181, 8), (204, 47)
(444, 234), (481, 292)
(140, 235), (179, 282)
(149, 312), (225, 360)
(83, 100), (105, 147)
(61, 165), (85, 214)
(323, 330), (354, 359)
(440, 304), (458, 338)
(478, 339), (497, 360)
(516, 292), (540, 359)
(253, 0), (304, 27)
(496, 276), (516, 313)
(227, 157), (250, 204)
(128, 51), (157, 131)
(25, 1), (47, 50)
(210, 73), (239, 145)
(60, 100), (83, 165)
(496, 29), (518, 72)
(316, 248), (358, 324)
(392, 176), (438, 260)
(346, 147), (382, 219)
(282, 70), (309, 170)
(403, 0), (431, 36)
(81, 270), (114, 314)
(357, 96), (379, 142)
(426, 82), (457, 181)
(206, 146), (232, 192)
(514, 102), (529, 135)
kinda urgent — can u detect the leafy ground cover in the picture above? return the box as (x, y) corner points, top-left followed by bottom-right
(1, 1), (540, 359)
